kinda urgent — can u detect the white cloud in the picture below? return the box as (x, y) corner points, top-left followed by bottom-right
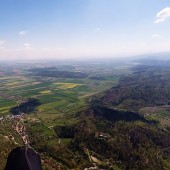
(0, 40), (5, 50)
(151, 33), (162, 39)
(24, 43), (31, 49)
(154, 7), (170, 23)
(19, 30), (28, 36)
(0, 40), (5, 46)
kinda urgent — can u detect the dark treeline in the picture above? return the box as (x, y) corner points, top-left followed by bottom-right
(29, 68), (88, 79)
(10, 98), (40, 115)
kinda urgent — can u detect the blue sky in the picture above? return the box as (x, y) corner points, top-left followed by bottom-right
(0, 0), (170, 60)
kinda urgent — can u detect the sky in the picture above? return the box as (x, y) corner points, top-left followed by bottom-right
(0, 0), (170, 60)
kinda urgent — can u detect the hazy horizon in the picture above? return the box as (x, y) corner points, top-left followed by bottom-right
(0, 0), (170, 60)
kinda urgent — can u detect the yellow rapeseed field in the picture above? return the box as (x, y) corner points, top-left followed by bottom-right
(39, 90), (52, 94)
(5, 82), (21, 86)
(53, 82), (82, 90)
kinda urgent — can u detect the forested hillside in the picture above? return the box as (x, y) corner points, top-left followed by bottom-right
(94, 64), (170, 111)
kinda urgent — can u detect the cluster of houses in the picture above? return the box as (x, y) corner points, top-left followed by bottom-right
(0, 114), (24, 122)
(0, 92), (27, 102)
(12, 120), (29, 145)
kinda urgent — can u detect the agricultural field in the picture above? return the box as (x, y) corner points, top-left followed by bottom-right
(0, 61), (121, 119)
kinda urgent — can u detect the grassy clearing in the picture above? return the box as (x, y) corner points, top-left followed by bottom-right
(140, 106), (170, 127)
(38, 101), (68, 111)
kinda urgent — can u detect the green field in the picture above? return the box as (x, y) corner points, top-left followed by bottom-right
(0, 62), (119, 120)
